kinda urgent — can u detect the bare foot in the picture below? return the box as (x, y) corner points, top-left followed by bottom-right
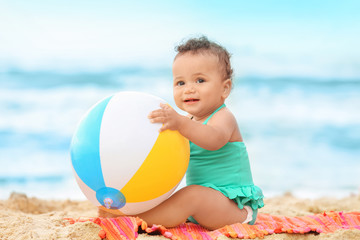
(98, 207), (121, 218)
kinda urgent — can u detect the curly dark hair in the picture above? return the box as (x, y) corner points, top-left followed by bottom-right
(175, 36), (233, 81)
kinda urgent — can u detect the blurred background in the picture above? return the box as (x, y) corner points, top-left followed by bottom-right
(0, 0), (359, 200)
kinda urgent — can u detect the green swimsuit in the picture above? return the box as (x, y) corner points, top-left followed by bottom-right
(187, 104), (264, 225)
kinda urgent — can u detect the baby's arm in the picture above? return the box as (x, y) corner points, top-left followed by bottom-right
(148, 103), (237, 151)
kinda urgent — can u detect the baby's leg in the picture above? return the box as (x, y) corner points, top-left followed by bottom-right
(137, 185), (248, 230)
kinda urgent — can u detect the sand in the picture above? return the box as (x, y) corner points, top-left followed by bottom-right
(1, 192), (359, 240)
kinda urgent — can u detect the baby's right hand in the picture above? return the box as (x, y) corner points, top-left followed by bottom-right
(148, 103), (183, 132)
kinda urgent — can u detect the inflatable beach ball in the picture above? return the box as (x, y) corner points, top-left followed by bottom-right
(70, 91), (190, 215)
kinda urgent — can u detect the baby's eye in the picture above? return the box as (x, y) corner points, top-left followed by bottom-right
(196, 78), (205, 83)
(176, 81), (185, 86)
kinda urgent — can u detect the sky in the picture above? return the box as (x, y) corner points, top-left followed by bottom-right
(0, 0), (360, 78)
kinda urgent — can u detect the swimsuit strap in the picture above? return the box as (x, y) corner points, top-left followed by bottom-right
(203, 104), (226, 125)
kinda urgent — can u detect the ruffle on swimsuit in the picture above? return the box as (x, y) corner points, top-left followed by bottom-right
(201, 183), (264, 210)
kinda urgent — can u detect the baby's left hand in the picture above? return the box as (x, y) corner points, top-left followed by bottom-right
(148, 103), (183, 132)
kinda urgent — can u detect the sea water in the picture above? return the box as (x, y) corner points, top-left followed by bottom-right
(1, 69), (359, 199)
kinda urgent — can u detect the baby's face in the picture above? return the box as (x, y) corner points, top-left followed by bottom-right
(172, 52), (229, 120)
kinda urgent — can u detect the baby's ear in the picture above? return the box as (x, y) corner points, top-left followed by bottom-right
(222, 79), (232, 99)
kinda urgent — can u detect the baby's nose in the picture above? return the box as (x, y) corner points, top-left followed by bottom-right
(184, 84), (195, 93)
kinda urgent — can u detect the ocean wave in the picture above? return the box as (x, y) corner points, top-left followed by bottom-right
(237, 76), (360, 86)
(0, 67), (172, 89)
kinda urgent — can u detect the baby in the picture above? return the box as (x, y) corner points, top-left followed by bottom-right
(141, 36), (264, 230)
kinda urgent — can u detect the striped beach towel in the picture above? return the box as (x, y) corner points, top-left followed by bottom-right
(66, 211), (360, 239)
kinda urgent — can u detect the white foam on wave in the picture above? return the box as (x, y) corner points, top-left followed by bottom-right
(229, 86), (360, 126)
(0, 86), (114, 135)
